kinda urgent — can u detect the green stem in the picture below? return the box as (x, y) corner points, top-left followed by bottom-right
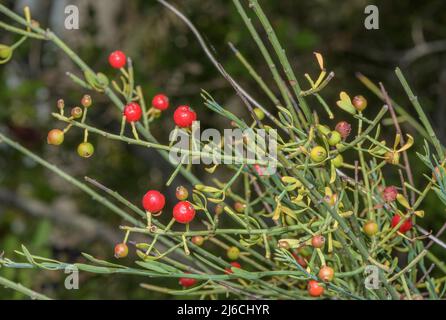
(0, 276), (51, 300)
(249, 0), (312, 125)
(395, 67), (444, 159)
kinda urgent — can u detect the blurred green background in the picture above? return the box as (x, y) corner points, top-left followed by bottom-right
(1, 0), (446, 299)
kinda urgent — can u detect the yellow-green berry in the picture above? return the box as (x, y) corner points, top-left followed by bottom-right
(363, 220), (378, 236)
(310, 146), (327, 163)
(331, 154), (344, 168)
(253, 108), (265, 121)
(77, 142), (94, 158)
(227, 246), (240, 260)
(327, 131), (341, 146)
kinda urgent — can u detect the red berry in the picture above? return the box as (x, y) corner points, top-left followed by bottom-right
(383, 186), (398, 202)
(124, 102), (142, 123)
(108, 50), (126, 69)
(318, 266), (334, 282)
(173, 105), (196, 128)
(114, 243), (128, 258)
(225, 261), (241, 274)
(254, 164), (266, 176)
(391, 215), (413, 233)
(335, 121), (352, 140)
(173, 201), (196, 224)
(142, 190), (165, 213)
(307, 280), (324, 297)
(152, 94), (169, 111)
(292, 253), (308, 268)
(179, 276), (197, 288)
(311, 235), (325, 249)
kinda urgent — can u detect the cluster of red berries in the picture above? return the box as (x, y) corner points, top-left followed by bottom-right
(122, 98), (196, 128)
(141, 188), (195, 224)
(391, 215), (413, 234)
(109, 50), (196, 128)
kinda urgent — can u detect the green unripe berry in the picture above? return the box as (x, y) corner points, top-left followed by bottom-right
(77, 142), (95, 158)
(327, 131), (341, 146)
(71, 107), (83, 119)
(331, 154), (344, 168)
(253, 108), (265, 121)
(310, 146), (327, 163)
(0, 44), (13, 62)
(47, 129), (64, 146)
(352, 95), (367, 112)
(227, 246), (240, 260)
